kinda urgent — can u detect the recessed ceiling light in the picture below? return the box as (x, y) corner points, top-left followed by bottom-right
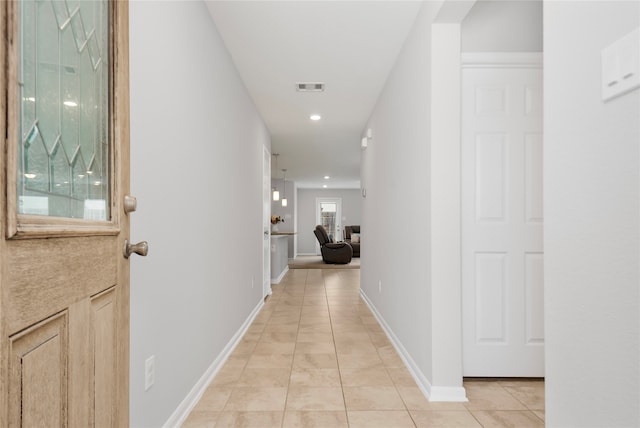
(323, 184), (328, 188)
(310, 114), (321, 121)
(24, 173), (36, 179)
(63, 100), (77, 107)
(324, 175), (330, 180)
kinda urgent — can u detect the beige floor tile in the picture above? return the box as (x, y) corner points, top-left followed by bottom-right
(289, 368), (342, 387)
(503, 385), (545, 410)
(188, 269), (548, 428)
(532, 410), (545, 421)
(365, 325), (386, 335)
(464, 387), (528, 411)
(211, 365), (244, 387)
(296, 332), (334, 343)
(282, 411), (348, 428)
(236, 368), (291, 387)
(360, 315), (378, 325)
(411, 410), (481, 427)
(337, 351), (384, 369)
(181, 410), (219, 428)
(377, 345), (405, 367)
(252, 341), (296, 355)
(293, 353), (338, 369)
(343, 386), (406, 411)
(245, 353), (293, 369)
(368, 331), (391, 345)
(262, 323), (298, 333)
(268, 314), (301, 325)
(331, 323), (369, 333)
(396, 386), (432, 410)
(470, 410), (545, 427)
(333, 331), (372, 342)
(339, 367), (394, 387)
(246, 323), (266, 334)
(347, 410), (415, 428)
(298, 324), (333, 335)
(386, 368), (417, 387)
(223, 387), (287, 411)
(261, 331), (298, 343)
(334, 340), (378, 354)
(286, 386), (346, 411)
(233, 340), (258, 355)
(294, 342), (336, 354)
(214, 411), (283, 428)
(224, 354), (250, 369)
(193, 387), (232, 411)
(303, 297), (328, 306)
(299, 316), (331, 327)
(497, 379), (544, 388)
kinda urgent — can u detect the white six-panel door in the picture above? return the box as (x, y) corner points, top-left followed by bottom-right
(462, 55), (544, 377)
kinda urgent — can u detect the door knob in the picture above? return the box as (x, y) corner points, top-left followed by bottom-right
(124, 240), (148, 258)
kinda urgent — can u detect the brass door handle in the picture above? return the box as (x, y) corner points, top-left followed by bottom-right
(124, 240), (148, 259)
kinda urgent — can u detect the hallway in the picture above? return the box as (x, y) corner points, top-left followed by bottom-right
(183, 269), (544, 427)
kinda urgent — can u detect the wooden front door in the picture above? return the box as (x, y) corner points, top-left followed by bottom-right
(1, 1), (133, 425)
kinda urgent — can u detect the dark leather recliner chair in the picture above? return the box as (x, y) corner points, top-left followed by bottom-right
(314, 225), (353, 264)
(344, 225), (361, 257)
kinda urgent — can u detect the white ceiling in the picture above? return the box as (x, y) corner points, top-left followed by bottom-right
(206, 1), (423, 189)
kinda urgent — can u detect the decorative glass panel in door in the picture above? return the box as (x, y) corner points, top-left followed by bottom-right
(18, 0), (109, 220)
(320, 202), (337, 241)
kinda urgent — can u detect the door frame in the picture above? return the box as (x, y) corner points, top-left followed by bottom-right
(263, 146), (272, 297)
(315, 197), (342, 255)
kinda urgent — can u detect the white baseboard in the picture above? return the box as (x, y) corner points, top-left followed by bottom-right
(429, 386), (469, 402)
(271, 266), (289, 284)
(359, 290), (467, 403)
(296, 253), (317, 256)
(162, 298), (265, 428)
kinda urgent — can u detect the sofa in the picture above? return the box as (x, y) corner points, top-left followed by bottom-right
(344, 225), (361, 257)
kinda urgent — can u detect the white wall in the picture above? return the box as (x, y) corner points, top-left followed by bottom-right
(361, 0), (444, 396)
(129, 2), (270, 426)
(461, 0), (542, 52)
(544, 1), (640, 426)
(297, 188), (362, 254)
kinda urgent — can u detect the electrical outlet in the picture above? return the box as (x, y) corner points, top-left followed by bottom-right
(145, 355), (155, 391)
(378, 280), (382, 293)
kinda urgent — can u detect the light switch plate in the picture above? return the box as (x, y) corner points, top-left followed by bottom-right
(602, 28), (640, 102)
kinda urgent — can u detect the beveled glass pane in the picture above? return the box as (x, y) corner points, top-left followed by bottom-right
(69, 8), (87, 52)
(61, 25), (79, 157)
(72, 153), (88, 201)
(50, 142), (71, 196)
(36, 1), (60, 148)
(21, 0), (36, 142)
(23, 127), (49, 194)
(18, 0), (110, 220)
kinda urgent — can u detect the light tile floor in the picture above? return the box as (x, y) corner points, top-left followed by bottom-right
(183, 269), (545, 427)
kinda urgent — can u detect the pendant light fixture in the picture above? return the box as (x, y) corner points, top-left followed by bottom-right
(272, 154), (280, 201)
(281, 169), (288, 207)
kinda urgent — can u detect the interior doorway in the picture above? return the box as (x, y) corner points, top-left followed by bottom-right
(315, 197), (342, 254)
(461, 53), (544, 377)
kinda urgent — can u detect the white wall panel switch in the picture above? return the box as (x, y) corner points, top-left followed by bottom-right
(602, 28), (640, 102)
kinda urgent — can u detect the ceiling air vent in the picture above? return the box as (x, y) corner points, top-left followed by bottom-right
(296, 82), (325, 92)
